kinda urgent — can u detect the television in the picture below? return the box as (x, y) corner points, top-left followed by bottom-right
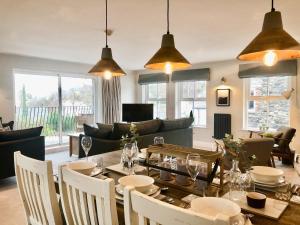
(122, 104), (153, 122)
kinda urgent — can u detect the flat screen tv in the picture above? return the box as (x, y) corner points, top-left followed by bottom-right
(122, 104), (153, 122)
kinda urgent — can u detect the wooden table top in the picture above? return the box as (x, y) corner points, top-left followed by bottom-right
(56, 150), (300, 225)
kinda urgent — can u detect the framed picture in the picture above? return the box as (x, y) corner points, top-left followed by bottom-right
(216, 89), (230, 106)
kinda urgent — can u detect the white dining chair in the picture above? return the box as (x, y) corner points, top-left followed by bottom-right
(14, 151), (63, 225)
(124, 186), (230, 225)
(58, 164), (119, 225)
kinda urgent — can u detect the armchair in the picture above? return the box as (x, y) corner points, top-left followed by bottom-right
(271, 127), (296, 166)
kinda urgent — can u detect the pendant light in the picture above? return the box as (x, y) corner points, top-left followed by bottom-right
(89, 0), (125, 79)
(144, 0), (190, 74)
(238, 0), (300, 66)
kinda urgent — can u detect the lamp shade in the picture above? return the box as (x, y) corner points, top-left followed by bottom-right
(238, 10), (300, 62)
(89, 47), (126, 76)
(145, 33), (191, 70)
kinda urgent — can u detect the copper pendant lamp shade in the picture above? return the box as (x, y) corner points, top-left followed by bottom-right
(238, 0), (300, 64)
(89, 47), (125, 76)
(89, 0), (125, 78)
(145, 33), (190, 70)
(144, 0), (190, 73)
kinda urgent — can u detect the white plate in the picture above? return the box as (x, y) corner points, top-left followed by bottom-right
(90, 167), (103, 177)
(252, 176), (285, 187)
(116, 184), (159, 196)
(118, 175), (154, 193)
(251, 166), (284, 184)
(190, 197), (241, 218)
(115, 185), (161, 201)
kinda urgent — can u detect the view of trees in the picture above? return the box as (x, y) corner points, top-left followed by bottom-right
(15, 75), (94, 145)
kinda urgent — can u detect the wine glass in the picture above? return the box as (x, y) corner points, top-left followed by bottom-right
(186, 153), (202, 186)
(81, 136), (92, 161)
(123, 143), (138, 175)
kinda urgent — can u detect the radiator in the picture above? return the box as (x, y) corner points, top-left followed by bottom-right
(213, 113), (231, 139)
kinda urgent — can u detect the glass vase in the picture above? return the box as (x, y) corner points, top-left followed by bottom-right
(229, 159), (243, 201)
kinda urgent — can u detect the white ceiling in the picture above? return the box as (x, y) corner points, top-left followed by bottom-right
(1, 0), (300, 70)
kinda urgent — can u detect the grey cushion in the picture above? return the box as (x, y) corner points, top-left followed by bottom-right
(134, 119), (161, 136)
(160, 117), (194, 131)
(84, 124), (112, 139)
(96, 123), (113, 136)
(0, 126), (43, 142)
(111, 123), (131, 139)
(112, 119), (162, 139)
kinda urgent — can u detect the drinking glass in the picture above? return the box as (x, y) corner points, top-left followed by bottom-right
(81, 136), (92, 161)
(186, 153), (202, 186)
(92, 155), (104, 172)
(154, 136), (164, 146)
(123, 143), (138, 175)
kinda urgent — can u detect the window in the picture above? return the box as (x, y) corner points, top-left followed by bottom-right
(143, 83), (167, 119)
(14, 72), (97, 146)
(176, 81), (207, 127)
(245, 76), (290, 130)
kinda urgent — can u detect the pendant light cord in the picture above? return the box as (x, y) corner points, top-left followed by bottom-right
(167, 0), (170, 34)
(271, 0), (275, 12)
(105, 0), (108, 47)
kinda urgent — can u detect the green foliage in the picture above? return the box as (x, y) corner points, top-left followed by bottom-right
(120, 123), (140, 148)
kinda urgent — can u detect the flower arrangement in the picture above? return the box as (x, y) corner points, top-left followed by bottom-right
(120, 123), (139, 148)
(223, 134), (256, 170)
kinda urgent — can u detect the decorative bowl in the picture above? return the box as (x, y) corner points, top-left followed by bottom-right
(190, 197), (241, 218)
(118, 175), (154, 193)
(247, 192), (266, 209)
(67, 161), (97, 175)
(251, 166), (284, 184)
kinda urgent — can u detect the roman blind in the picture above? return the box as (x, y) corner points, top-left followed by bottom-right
(238, 60), (297, 78)
(138, 73), (169, 84)
(171, 68), (210, 82)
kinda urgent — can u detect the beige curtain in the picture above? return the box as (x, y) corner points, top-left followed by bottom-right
(102, 77), (121, 124)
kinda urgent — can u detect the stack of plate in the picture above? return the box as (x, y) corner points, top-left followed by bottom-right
(116, 175), (160, 201)
(67, 161), (102, 177)
(250, 166), (286, 189)
(190, 197), (247, 225)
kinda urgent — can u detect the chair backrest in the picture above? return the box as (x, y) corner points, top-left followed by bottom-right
(14, 151), (63, 225)
(58, 165), (119, 225)
(124, 186), (229, 225)
(278, 127), (296, 152)
(241, 138), (274, 168)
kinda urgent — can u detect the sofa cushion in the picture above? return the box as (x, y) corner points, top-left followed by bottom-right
(84, 124), (112, 139)
(0, 126), (43, 142)
(160, 116), (194, 131)
(96, 123), (113, 136)
(111, 123), (131, 139)
(135, 119), (161, 136)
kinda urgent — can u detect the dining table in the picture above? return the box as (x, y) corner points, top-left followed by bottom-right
(54, 150), (300, 225)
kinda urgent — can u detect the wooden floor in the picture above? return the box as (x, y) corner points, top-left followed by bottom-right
(0, 150), (299, 225)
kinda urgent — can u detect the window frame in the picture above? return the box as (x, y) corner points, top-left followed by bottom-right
(142, 82), (167, 119)
(176, 80), (207, 128)
(243, 76), (291, 130)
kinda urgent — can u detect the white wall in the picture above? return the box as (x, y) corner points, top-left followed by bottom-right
(0, 53), (137, 123)
(136, 59), (300, 152)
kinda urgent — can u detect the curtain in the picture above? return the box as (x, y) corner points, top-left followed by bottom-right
(102, 77), (121, 124)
